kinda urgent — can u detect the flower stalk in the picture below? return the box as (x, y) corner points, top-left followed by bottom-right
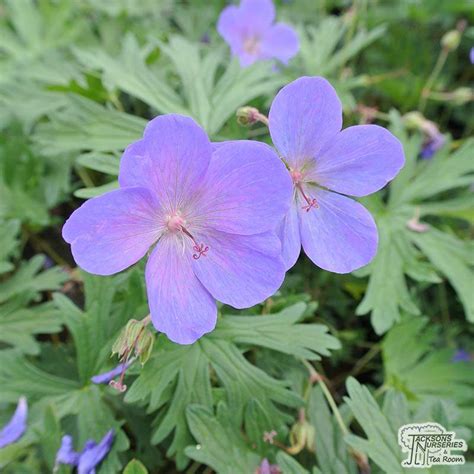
(302, 359), (370, 474)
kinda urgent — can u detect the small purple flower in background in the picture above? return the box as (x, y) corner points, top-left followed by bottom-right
(255, 458), (281, 474)
(268, 76), (405, 273)
(0, 397), (27, 449)
(452, 349), (472, 362)
(420, 132), (445, 159)
(404, 111), (446, 159)
(217, 0), (299, 67)
(470, 47), (474, 64)
(91, 360), (133, 386)
(420, 121), (446, 159)
(63, 115), (292, 344)
(55, 430), (114, 474)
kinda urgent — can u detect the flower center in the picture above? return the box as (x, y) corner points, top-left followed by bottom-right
(243, 36), (261, 55)
(165, 213), (209, 260)
(290, 169), (319, 213)
(166, 213), (185, 232)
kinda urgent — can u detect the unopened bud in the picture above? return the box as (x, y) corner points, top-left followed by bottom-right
(288, 419), (315, 454)
(451, 87), (472, 105)
(441, 30), (460, 51)
(136, 328), (155, 365)
(111, 325), (129, 359)
(236, 106), (260, 126)
(403, 111), (425, 130)
(111, 316), (153, 362)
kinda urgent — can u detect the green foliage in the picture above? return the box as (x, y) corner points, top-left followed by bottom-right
(382, 315), (474, 426)
(309, 386), (357, 474)
(344, 377), (473, 474)
(125, 303), (339, 468)
(297, 17), (385, 76)
(0, 256), (66, 303)
(123, 459), (148, 474)
(0, 300), (62, 355)
(34, 95), (146, 157)
(185, 403), (260, 473)
(0, 219), (20, 274)
(0, 126), (71, 227)
(357, 115), (474, 333)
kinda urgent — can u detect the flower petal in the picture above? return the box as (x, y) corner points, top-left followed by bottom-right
(135, 114), (212, 209)
(192, 230), (285, 309)
(0, 397), (27, 449)
(240, 0), (275, 32)
(269, 76), (342, 168)
(261, 23), (299, 64)
(118, 139), (149, 188)
(197, 141), (292, 235)
(211, 140), (239, 152)
(217, 0), (276, 67)
(55, 435), (80, 466)
(217, 5), (243, 53)
(77, 430), (114, 474)
(146, 236), (217, 344)
(277, 204), (301, 270)
(91, 361), (132, 385)
(63, 187), (162, 276)
(298, 190), (378, 273)
(218, 0), (275, 39)
(308, 125), (405, 196)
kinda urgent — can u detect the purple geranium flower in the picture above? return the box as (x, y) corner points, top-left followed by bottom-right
(256, 458), (281, 474)
(268, 77), (405, 273)
(55, 430), (114, 474)
(217, 0), (299, 67)
(63, 115), (292, 344)
(55, 435), (80, 466)
(0, 397), (27, 448)
(452, 349), (472, 362)
(420, 131), (446, 159)
(419, 119), (445, 159)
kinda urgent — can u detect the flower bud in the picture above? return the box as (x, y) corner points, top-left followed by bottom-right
(135, 327), (155, 365)
(111, 317), (152, 361)
(441, 30), (460, 51)
(111, 324), (130, 359)
(403, 111), (425, 130)
(451, 87), (472, 105)
(288, 419), (315, 454)
(236, 106), (260, 126)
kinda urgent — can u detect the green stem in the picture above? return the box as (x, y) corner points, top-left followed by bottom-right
(255, 112), (269, 127)
(109, 91), (124, 112)
(75, 165), (95, 188)
(301, 359), (348, 435)
(419, 47), (449, 112)
(302, 360), (371, 473)
(27, 231), (69, 267)
(350, 343), (381, 378)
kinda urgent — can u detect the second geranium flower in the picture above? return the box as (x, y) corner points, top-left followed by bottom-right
(268, 76), (405, 273)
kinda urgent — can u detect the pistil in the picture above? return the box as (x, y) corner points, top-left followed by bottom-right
(295, 183), (319, 212)
(290, 169), (319, 213)
(180, 226), (209, 260)
(243, 36), (261, 55)
(166, 213), (209, 259)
